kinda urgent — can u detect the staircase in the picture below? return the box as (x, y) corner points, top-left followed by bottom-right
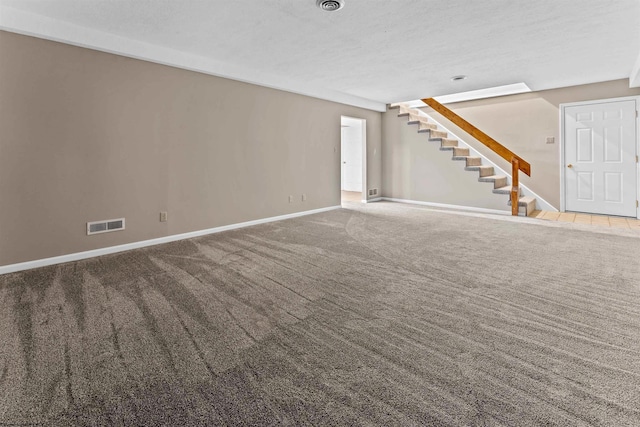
(397, 104), (537, 216)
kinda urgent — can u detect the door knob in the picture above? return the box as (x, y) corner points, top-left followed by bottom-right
(567, 164), (573, 168)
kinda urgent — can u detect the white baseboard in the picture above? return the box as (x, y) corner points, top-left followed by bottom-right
(0, 205), (342, 275)
(363, 197), (382, 203)
(382, 197), (511, 216)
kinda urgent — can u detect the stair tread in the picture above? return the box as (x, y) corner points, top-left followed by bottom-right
(520, 197), (537, 216)
(493, 185), (512, 194)
(506, 197), (534, 202)
(430, 137), (457, 142)
(465, 165), (493, 170)
(398, 111), (420, 119)
(398, 108), (419, 117)
(478, 174), (506, 181)
(464, 156), (482, 167)
(430, 130), (448, 137)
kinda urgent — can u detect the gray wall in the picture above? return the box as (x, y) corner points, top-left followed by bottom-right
(383, 79), (640, 209)
(0, 31), (382, 266)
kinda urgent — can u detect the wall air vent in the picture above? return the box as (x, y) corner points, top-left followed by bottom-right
(87, 218), (125, 235)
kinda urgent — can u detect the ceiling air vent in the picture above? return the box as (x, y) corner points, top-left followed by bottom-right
(317, 0), (344, 12)
(87, 218), (125, 235)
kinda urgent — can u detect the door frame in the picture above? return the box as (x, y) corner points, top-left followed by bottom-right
(340, 116), (367, 202)
(559, 95), (640, 219)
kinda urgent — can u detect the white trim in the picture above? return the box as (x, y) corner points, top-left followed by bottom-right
(0, 6), (385, 112)
(391, 83), (532, 109)
(362, 197), (382, 203)
(559, 96), (640, 219)
(382, 198), (511, 216)
(362, 121), (368, 203)
(559, 103), (567, 213)
(630, 51), (640, 88)
(412, 108), (558, 212)
(341, 115), (368, 203)
(434, 83), (531, 104)
(560, 95), (640, 109)
(0, 205), (341, 275)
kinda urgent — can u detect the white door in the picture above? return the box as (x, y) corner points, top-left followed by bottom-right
(341, 121), (363, 192)
(564, 99), (637, 217)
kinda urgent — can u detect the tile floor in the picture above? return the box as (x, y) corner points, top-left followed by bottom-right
(530, 210), (640, 230)
(341, 191), (363, 202)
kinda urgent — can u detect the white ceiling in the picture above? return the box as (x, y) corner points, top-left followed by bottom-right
(1, 0), (639, 112)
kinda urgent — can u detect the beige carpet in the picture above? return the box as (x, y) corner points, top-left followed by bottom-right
(1, 201), (640, 426)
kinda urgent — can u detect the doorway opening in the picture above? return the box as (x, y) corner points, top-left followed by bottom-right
(340, 116), (366, 203)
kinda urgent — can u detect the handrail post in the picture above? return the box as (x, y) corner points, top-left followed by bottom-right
(511, 158), (519, 216)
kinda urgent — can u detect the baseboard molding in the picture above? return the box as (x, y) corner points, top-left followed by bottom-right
(363, 197), (382, 203)
(382, 198), (511, 216)
(0, 205), (342, 275)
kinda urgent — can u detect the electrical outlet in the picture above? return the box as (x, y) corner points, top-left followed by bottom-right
(288, 195), (293, 203)
(160, 211), (168, 222)
(302, 194), (306, 201)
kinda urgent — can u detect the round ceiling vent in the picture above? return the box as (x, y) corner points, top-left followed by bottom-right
(317, 0), (345, 12)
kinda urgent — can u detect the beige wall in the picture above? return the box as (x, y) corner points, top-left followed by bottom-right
(414, 80), (640, 208)
(0, 31), (382, 266)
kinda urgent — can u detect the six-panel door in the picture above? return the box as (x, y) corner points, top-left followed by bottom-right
(564, 100), (637, 217)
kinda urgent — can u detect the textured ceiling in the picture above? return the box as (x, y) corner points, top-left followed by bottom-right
(1, 0), (639, 111)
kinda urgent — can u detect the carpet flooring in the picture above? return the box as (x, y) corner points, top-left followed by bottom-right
(1, 202), (640, 426)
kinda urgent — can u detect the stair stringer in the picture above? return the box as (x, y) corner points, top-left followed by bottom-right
(408, 107), (557, 213)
